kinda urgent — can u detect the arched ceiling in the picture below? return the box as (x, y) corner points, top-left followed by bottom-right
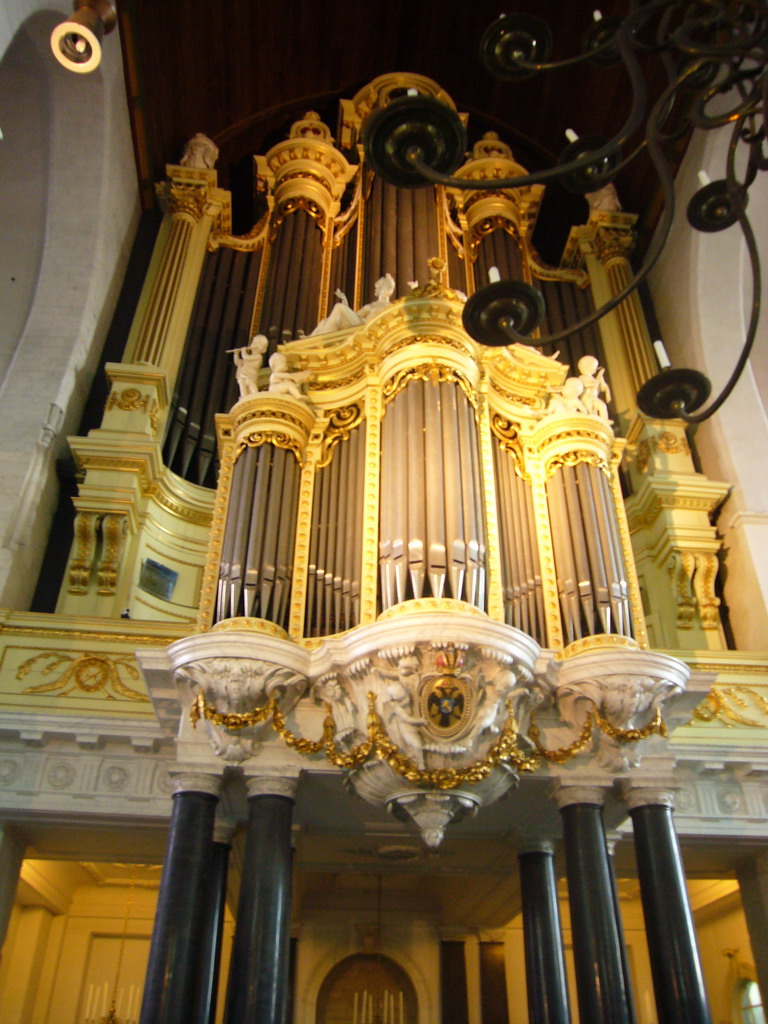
(120, 0), (683, 257)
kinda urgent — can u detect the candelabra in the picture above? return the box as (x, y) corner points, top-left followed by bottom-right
(81, 869), (141, 1024)
(363, 1), (766, 422)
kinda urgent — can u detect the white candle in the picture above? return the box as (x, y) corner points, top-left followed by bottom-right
(84, 983), (94, 1021)
(488, 265), (501, 284)
(383, 991), (388, 1024)
(593, 9), (603, 19)
(353, 991), (359, 1024)
(565, 128), (579, 144)
(400, 990), (404, 1024)
(407, 88), (418, 96)
(697, 169), (711, 188)
(653, 339), (671, 369)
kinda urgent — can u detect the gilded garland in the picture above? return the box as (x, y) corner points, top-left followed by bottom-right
(190, 690), (667, 789)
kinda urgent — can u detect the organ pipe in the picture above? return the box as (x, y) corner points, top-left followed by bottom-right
(189, 72), (652, 653)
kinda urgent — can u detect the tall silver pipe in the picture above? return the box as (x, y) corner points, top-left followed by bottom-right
(442, 382), (467, 600)
(406, 381), (426, 600)
(424, 381), (447, 599)
(243, 445), (272, 617)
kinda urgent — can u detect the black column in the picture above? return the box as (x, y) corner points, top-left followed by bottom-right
(518, 843), (570, 1024)
(140, 779), (219, 1024)
(605, 836), (638, 1024)
(559, 796), (631, 1024)
(225, 781), (296, 1024)
(193, 833), (231, 1024)
(629, 797), (713, 1024)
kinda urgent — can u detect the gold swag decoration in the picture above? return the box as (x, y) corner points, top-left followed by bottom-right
(190, 690), (668, 788)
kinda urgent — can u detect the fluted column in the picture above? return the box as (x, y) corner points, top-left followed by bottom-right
(192, 818), (234, 1024)
(625, 783), (713, 1024)
(517, 839), (570, 1024)
(225, 775), (298, 1024)
(140, 771), (222, 1024)
(128, 168), (229, 393)
(555, 784), (631, 1024)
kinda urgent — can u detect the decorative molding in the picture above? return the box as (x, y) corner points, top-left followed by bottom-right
(18, 652), (149, 702)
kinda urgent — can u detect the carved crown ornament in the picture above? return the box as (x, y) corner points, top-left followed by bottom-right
(145, 612), (691, 846)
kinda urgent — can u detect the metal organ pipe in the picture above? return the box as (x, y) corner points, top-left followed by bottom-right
(215, 444), (301, 630)
(545, 462), (632, 644)
(379, 379), (487, 611)
(304, 424), (366, 637)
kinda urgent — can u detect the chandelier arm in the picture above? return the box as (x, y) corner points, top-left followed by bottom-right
(495, 65), (688, 347)
(678, 122), (762, 424)
(672, 1), (767, 58)
(690, 66), (766, 131)
(409, 19), (650, 194)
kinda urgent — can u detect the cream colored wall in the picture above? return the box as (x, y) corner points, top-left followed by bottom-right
(693, 882), (762, 1024)
(0, 858), (237, 1024)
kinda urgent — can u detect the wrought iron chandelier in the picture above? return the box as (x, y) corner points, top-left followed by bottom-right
(363, 0), (767, 422)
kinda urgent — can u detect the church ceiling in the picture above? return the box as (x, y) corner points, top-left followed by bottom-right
(120, 0), (680, 256)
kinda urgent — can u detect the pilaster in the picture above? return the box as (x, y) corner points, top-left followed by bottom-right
(624, 413), (729, 650)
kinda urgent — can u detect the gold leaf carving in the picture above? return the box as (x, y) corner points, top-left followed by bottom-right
(18, 652), (148, 702)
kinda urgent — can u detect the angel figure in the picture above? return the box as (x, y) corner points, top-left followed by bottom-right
(384, 676), (428, 768)
(230, 334), (268, 397)
(309, 273), (396, 336)
(267, 352), (311, 399)
(543, 376), (588, 418)
(578, 355), (612, 421)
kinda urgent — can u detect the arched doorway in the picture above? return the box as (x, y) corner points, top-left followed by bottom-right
(316, 953), (417, 1024)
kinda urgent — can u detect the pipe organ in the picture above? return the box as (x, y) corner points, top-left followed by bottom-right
(186, 72), (645, 654)
(67, 70), (728, 1024)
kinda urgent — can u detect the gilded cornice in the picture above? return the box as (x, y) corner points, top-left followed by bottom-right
(255, 111), (355, 221)
(448, 133), (544, 239)
(626, 475), (731, 534)
(340, 72), (457, 148)
(0, 609), (185, 646)
(562, 210), (638, 268)
(157, 165), (232, 234)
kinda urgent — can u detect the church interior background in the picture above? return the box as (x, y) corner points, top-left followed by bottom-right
(0, 2), (767, 1023)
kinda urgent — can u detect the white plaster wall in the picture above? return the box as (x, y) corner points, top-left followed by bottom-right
(649, 126), (768, 649)
(0, 3), (139, 610)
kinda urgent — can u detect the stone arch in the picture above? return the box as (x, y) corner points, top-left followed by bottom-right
(315, 953), (418, 1024)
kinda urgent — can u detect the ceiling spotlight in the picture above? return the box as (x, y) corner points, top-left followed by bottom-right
(50, 0), (117, 74)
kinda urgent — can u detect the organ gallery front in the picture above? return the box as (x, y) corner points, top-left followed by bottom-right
(30, 73), (743, 1024)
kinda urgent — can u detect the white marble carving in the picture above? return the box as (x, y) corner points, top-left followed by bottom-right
(268, 352), (312, 399)
(179, 132), (219, 169)
(232, 334), (268, 397)
(578, 355), (612, 420)
(176, 657), (308, 764)
(310, 274), (396, 336)
(543, 356), (612, 421)
(544, 647), (689, 772)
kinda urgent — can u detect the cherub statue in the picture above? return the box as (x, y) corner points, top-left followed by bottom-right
(230, 334), (268, 397)
(543, 376), (588, 417)
(179, 132), (219, 170)
(315, 676), (358, 744)
(585, 182), (622, 213)
(309, 274), (396, 336)
(578, 355), (612, 421)
(384, 673), (428, 768)
(267, 352), (311, 398)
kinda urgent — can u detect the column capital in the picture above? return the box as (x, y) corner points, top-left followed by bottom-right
(517, 837), (556, 856)
(622, 779), (678, 811)
(552, 779), (612, 810)
(171, 770), (223, 797)
(244, 772), (300, 801)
